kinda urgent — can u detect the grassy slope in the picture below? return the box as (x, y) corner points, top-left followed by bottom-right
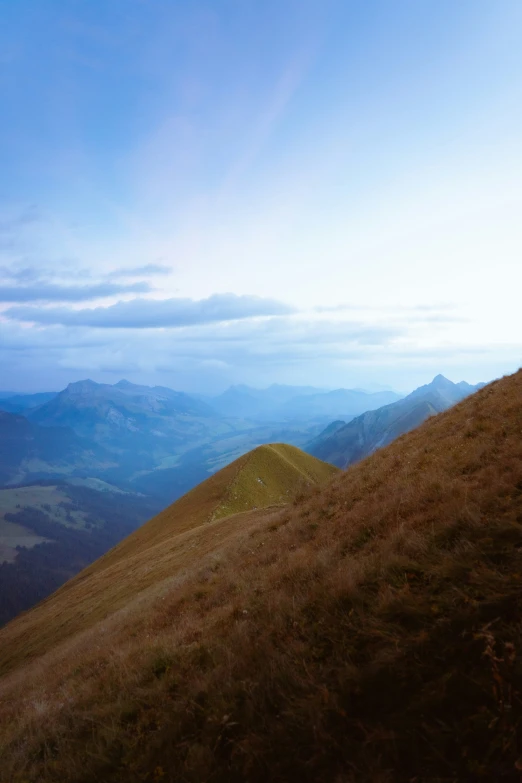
(0, 444), (336, 674)
(1, 374), (522, 781)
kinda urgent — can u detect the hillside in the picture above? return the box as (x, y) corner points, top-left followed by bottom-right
(308, 373), (482, 467)
(0, 410), (114, 485)
(0, 371), (521, 782)
(0, 444), (337, 670)
(0, 481), (162, 626)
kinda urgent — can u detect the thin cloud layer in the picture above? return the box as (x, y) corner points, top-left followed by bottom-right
(0, 281), (152, 303)
(5, 293), (295, 328)
(108, 263), (172, 278)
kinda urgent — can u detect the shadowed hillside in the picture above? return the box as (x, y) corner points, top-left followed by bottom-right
(0, 411), (114, 485)
(0, 481), (162, 627)
(0, 371), (521, 782)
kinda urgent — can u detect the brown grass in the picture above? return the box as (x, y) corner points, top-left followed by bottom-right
(0, 444), (337, 675)
(1, 371), (522, 782)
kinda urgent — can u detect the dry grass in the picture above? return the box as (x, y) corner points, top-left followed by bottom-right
(0, 444), (337, 675)
(1, 371), (522, 782)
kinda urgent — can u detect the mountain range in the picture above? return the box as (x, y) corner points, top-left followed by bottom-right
(207, 383), (400, 419)
(307, 373), (484, 467)
(0, 370), (520, 782)
(0, 379), (405, 500)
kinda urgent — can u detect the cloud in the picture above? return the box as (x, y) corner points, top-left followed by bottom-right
(1, 314), (518, 394)
(108, 263), (172, 278)
(0, 280), (152, 303)
(0, 205), (42, 234)
(4, 293), (295, 327)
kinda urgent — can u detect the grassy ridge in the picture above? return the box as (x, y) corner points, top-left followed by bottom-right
(1, 373), (521, 781)
(213, 442), (336, 520)
(0, 445), (336, 675)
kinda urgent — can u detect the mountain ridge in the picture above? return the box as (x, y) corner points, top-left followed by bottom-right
(308, 373), (483, 467)
(0, 443), (337, 672)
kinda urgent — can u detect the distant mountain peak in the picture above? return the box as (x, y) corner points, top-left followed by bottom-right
(114, 379), (135, 389)
(431, 374), (452, 386)
(66, 379), (100, 393)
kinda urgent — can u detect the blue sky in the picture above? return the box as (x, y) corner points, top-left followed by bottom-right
(0, 0), (521, 392)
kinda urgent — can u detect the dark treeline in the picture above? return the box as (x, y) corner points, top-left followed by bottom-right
(0, 486), (162, 627)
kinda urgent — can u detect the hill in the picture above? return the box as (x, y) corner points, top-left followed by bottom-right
(308, 373), (483, 467)
(0, 410), (114, 485)
(0, 444), (337, 669)
(0, 372), (521, 781)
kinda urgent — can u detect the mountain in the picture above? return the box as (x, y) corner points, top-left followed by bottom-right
(305, 418), (347, 453)
(0, 443), (337, 662)
(308, 374), (483, 467)
(0, 410), (114, 485)
(210, 383), (402, 421)
(0, 391), (57, 414)
(0, 371), (520, 781)
(407, 373), (484, 404)
(210, 383), (327, 418)
(28, 379), (226, 476)
(30, 379), (217, 437)
(275, 387), (402, 419)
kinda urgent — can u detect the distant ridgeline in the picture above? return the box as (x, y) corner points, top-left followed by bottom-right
(307, 374), (484, 467)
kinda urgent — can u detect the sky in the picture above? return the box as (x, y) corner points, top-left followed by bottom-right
(0, 0), (521, 394)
